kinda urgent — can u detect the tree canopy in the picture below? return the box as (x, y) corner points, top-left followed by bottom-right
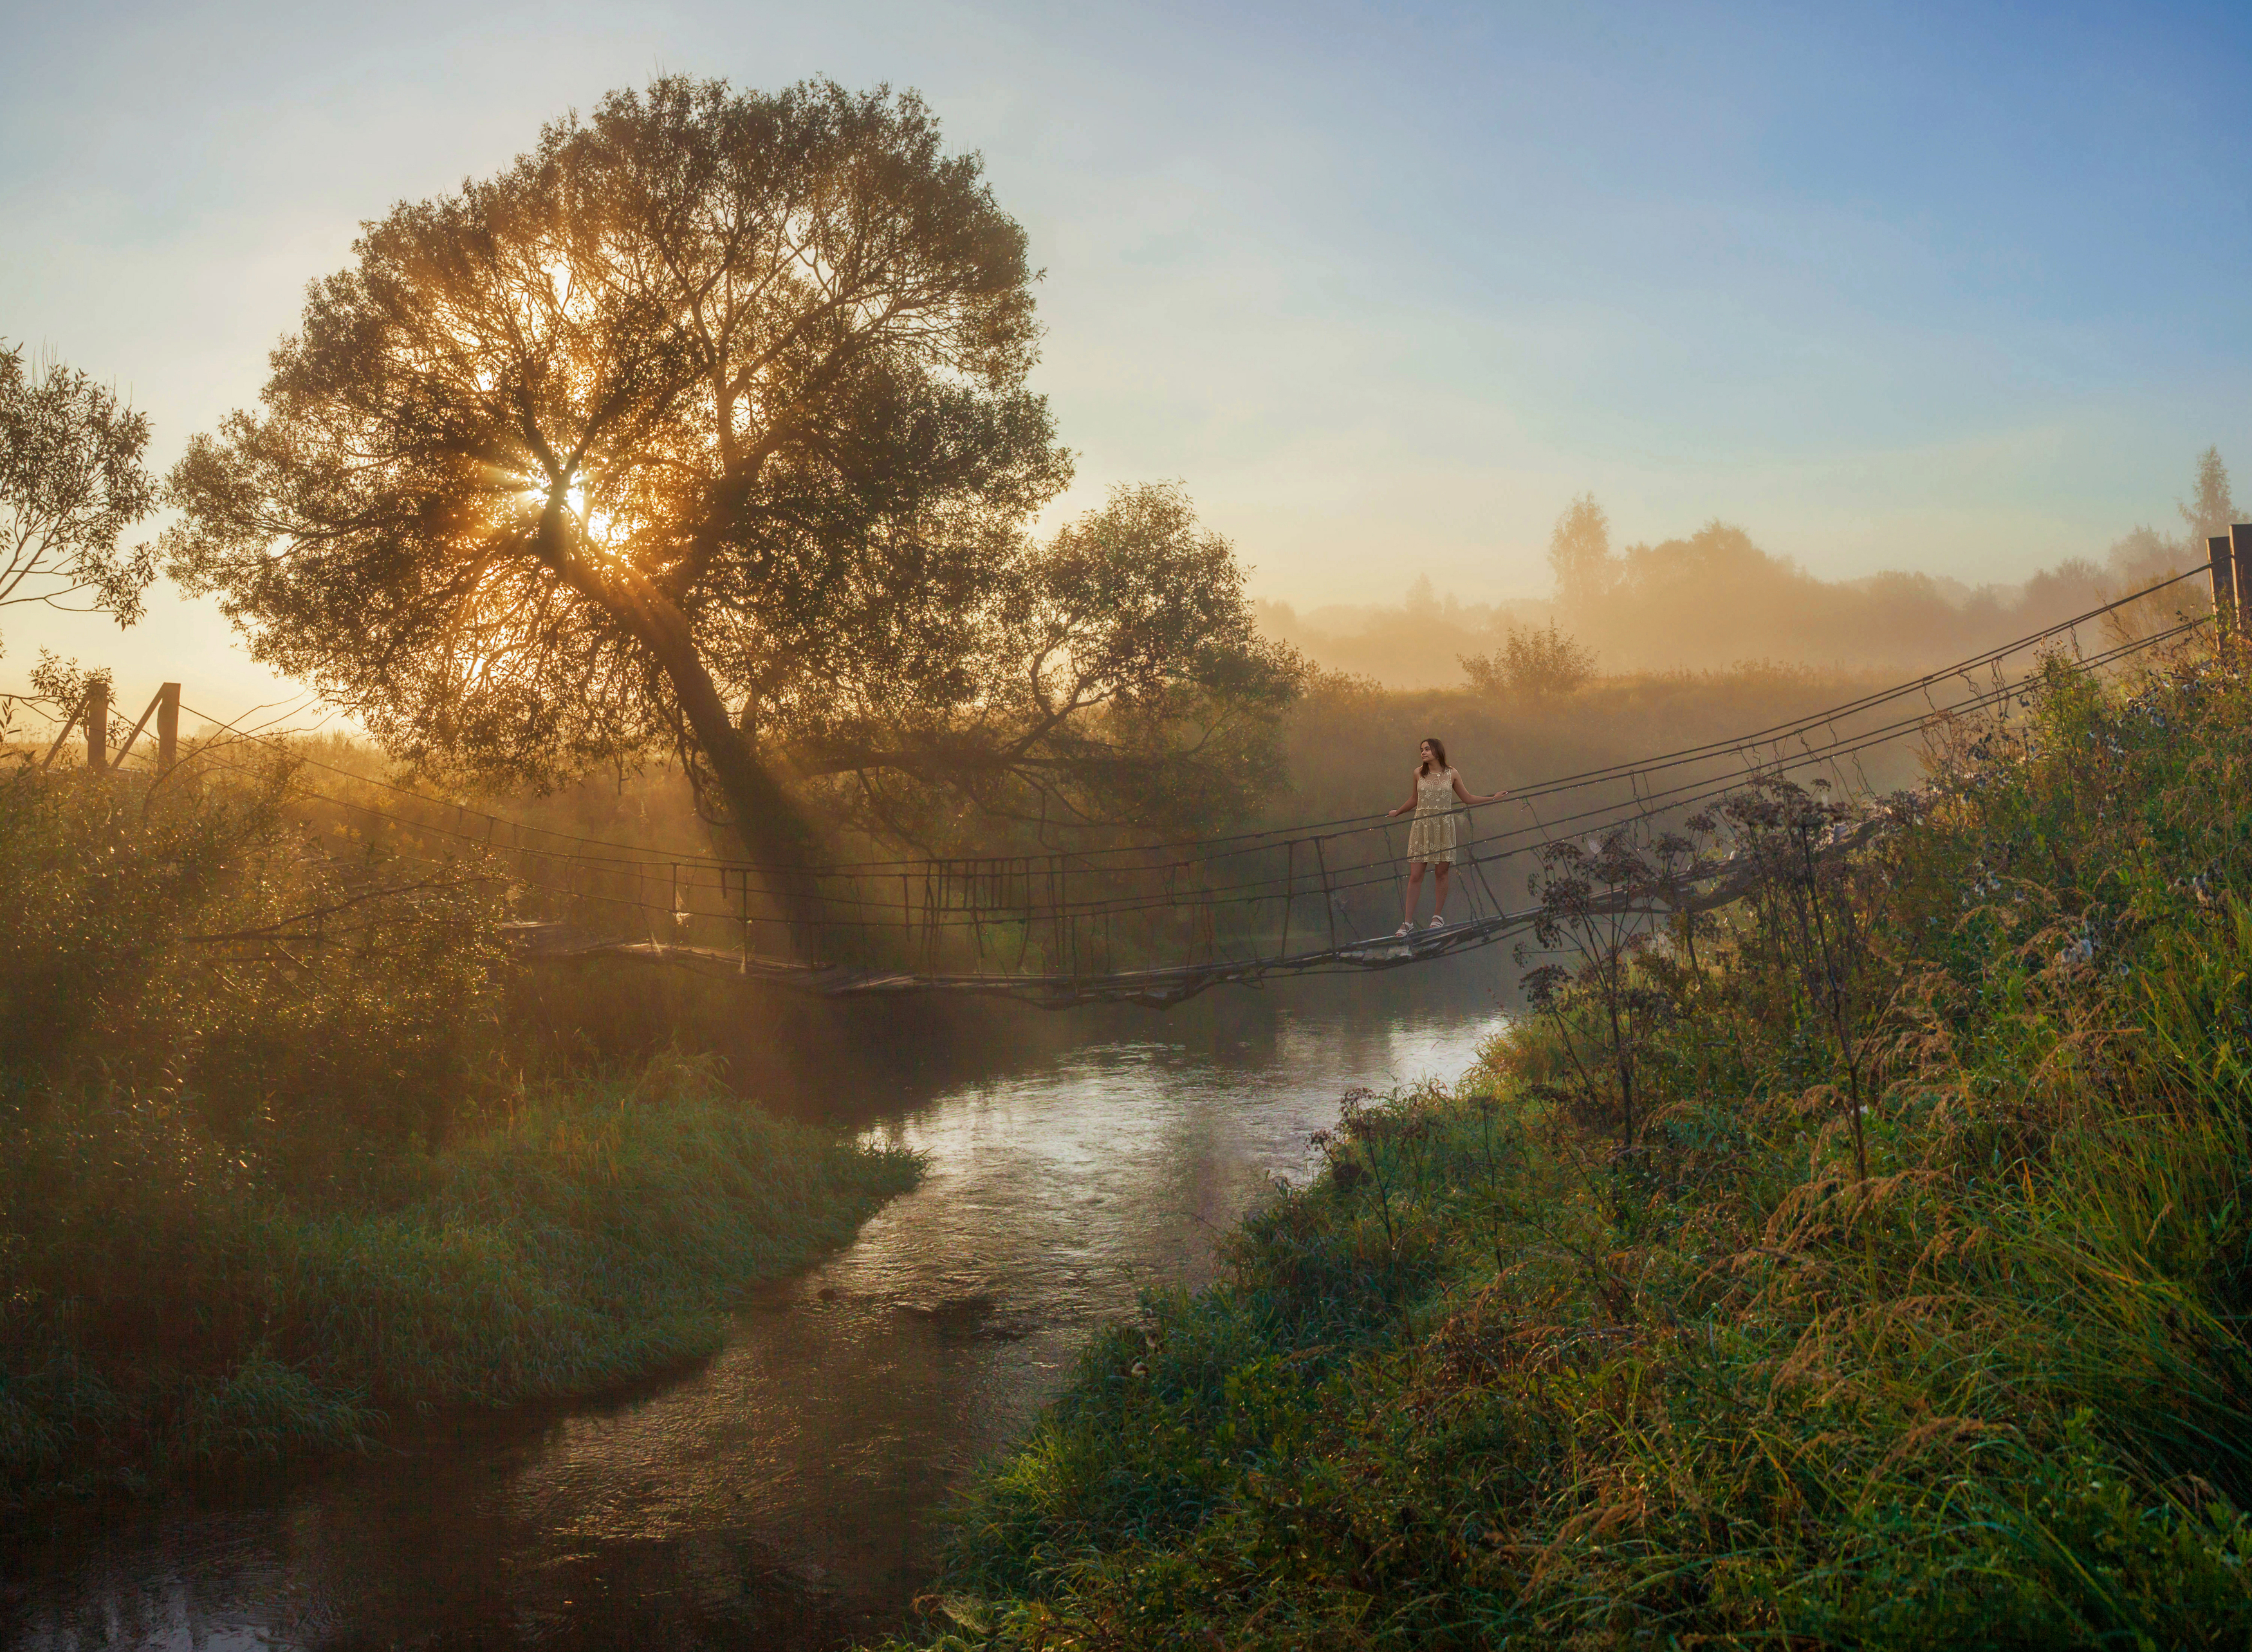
(2179, 445), (2238, 549)
(0, 342), (157, 659)
(810, 479), (1302, 848)
(1548, 491), (1612, 612)
(167, 76), (1296, 867)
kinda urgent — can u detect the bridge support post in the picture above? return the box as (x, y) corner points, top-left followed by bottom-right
(1315, 839), (1340, 951)
(84, 680), (107, 773)
(1280, 841), (1294, 960)
(2211, 536), (2237, 635)
(2233, 524), (2252, 634)
(156, 683), (180, 773)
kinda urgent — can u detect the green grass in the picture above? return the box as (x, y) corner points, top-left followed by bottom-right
(1, 1051), (919, 1503)
(880, 643), (2252, 1650)
(0, 759), (921, 1504)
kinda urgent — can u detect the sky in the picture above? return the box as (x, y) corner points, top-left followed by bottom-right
(3, 0), (2249, 717)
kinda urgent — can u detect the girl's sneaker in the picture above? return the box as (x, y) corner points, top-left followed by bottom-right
(1427, 914), (1448, 930)
(1392, 922), (1414, 937)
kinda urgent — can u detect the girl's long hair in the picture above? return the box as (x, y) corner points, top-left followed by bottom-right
(1419, 736), (1449, 776)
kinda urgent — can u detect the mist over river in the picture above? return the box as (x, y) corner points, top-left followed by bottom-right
(3, 960), (1508, 1651)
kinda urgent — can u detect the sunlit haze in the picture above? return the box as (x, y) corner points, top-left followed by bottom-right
(5, 0), (2249, 717)
(14, 10), (2252, 1637)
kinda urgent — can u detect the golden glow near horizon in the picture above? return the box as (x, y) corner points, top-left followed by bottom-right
(4, 0), (2248, 722)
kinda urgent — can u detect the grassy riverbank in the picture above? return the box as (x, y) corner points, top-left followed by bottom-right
(3, 1056), (917, 1503)
(0, 760), (919, 1505)
(889, 643), (2252, 1649)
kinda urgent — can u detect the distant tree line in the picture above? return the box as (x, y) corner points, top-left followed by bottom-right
(1261, 452), (2235, 691)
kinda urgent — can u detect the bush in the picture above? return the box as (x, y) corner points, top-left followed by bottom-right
(1459, 621), (1598, 700)
(0, 755), (508, 1149)
(0, 758), (921, 1503)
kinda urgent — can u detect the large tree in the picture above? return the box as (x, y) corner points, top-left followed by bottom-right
(170, 77), (1253, 870)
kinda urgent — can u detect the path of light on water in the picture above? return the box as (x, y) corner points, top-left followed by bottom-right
(5, 992), (1506, 1652)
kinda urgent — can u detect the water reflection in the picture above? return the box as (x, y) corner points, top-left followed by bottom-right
(4, 968), (1506, 1650)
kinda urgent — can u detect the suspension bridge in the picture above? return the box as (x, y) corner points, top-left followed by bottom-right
(53, 563), (2228, 1011)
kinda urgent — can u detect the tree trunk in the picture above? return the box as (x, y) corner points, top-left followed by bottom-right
(638, 609), (826, 956)
(540, 516), (822, 954)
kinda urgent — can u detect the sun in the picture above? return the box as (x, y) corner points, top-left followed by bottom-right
(517, 476), (620, 555)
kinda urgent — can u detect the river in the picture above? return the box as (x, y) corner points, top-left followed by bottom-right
(2, 962), (1508, 1650)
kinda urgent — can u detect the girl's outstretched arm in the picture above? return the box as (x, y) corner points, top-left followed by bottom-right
(1452, 772), (1507, 807)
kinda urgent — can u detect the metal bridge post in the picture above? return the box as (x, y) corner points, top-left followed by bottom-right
(735, 867), (750, 973)
(1280, 840), (1295, 960)
(2211, 536), (2237, 634)
(1315, 838), (1340, 951)
(1053, 856), (1067, 975)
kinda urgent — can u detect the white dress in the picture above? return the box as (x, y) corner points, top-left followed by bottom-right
(1405, 768), (1459, 865)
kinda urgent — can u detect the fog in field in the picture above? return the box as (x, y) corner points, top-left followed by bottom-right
(1257, 464), (2237, 689)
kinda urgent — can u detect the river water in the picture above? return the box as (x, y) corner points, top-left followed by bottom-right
(2, 964), (1507, 1651)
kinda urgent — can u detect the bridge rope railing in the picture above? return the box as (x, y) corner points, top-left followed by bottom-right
(161, 569), (2213, 1004)
(194, 613), (2195, 930)
(184, 599), (2207, 949)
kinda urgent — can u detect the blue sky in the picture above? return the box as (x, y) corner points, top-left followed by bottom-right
(3, 0), (2247, 711)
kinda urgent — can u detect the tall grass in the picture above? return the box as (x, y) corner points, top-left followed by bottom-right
(881, 639), (2252, 1649)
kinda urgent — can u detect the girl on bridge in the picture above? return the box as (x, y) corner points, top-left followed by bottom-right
(1387, 737), (1505, 936)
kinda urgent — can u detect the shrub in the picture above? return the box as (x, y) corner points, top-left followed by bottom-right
(1460, 621), (1598, 700)
(0, 755), (508, 1150)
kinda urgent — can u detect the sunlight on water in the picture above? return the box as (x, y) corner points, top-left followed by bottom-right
(3, 985), (1505, 1651)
